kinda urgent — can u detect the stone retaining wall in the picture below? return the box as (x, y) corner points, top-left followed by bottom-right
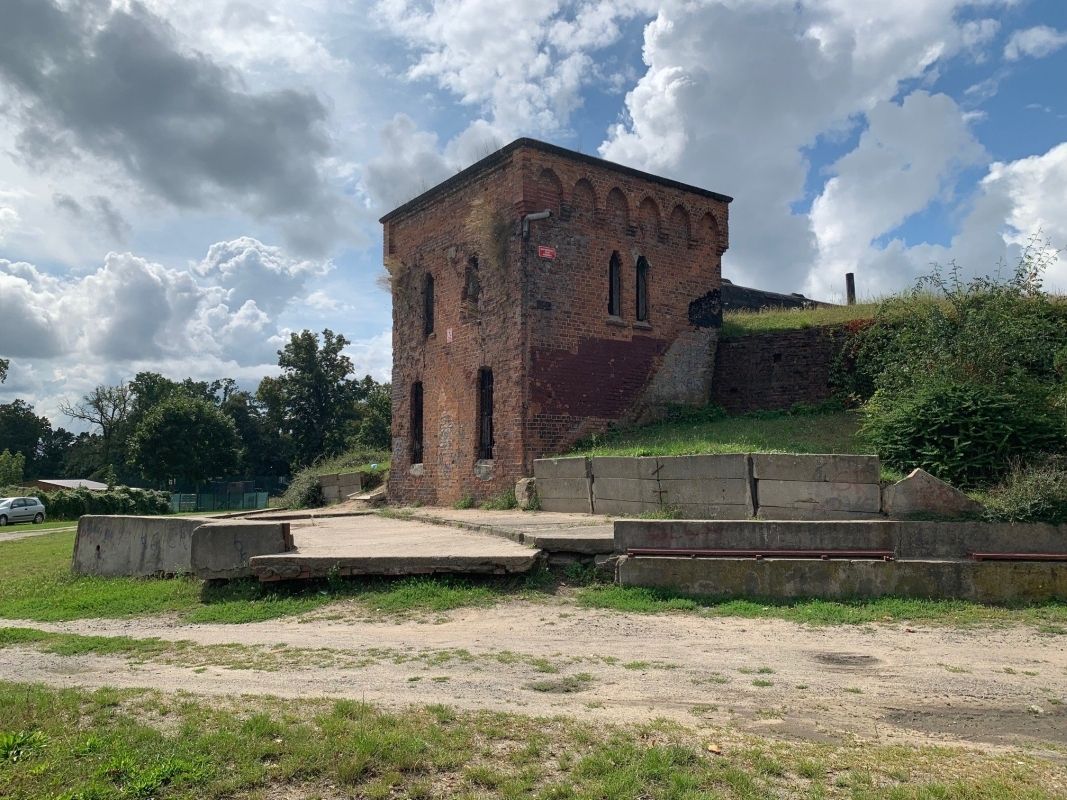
(318, 472), (363, 504)
(534, 453), (879, 519)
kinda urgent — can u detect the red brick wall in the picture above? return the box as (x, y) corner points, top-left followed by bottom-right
(517, 147), (729, 463)
(386, 159), (528, 506)
(385, 142), (730, 504)
(711, 327), (844, 414)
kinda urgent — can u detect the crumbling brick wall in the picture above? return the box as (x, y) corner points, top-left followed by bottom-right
(711, 327), (844, 414)
(384, 139), (731, 505)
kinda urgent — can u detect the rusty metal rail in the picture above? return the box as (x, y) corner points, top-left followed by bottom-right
(626, 548), (894, 561)
(969, 552), (1067, 562)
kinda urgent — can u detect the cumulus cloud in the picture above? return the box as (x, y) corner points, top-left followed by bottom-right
(599, 0), (1014, 291)
(0, 0), (350, 254)
(194, 237), (333, 316)
(808, 91), (986, 296)
(1004, 25), (1067, 61)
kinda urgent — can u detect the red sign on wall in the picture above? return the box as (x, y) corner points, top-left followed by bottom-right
(537, 245), (556, 260)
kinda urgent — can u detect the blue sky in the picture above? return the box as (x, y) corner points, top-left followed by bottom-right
(1, 0), (1066, 425)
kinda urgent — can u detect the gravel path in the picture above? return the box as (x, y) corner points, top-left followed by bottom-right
(2, 603), (1065, 753)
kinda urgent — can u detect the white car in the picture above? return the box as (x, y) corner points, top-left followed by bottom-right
(0, 496), (47, 526)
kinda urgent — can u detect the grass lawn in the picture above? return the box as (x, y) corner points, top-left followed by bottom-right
(1, 682), (1062, 800)
(2, 529), (1066, 631)
(720, 303), (878, 338)
(567, 407), (869, 458)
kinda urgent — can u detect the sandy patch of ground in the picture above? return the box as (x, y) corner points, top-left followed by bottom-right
(2, 603), (1065, 755)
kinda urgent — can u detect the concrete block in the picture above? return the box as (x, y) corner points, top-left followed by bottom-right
(614, 519), (899, 554)
(670, 503), (754, 520)
(756, 506), (885, 520)
(655, 454), (749, 480)
(593, 497), (660, 517)
(659, 478), (751, 507)
(322, 485), (341, 503)
(757, 479), (881, 513)
(537, 477), (593, 499)
(337, 472), (363, 492)
(883, 468), (982, 519)
(590, 456), (660, 480)
(752, 453), (879, 484)
(534, 457), (591, 480)
(618, 555), (1067, 603)
(593, 477), (660, 504)
(515, 477), (537, 510)
(317, 473), (340, 487)
(191, 521), (292, 579)
(538, 496), (595, 514)
(72, 515), (209, 577)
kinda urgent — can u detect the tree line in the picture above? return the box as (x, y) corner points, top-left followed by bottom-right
(0, 330), (390, 489)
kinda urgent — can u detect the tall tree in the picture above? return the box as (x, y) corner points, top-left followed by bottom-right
(128, 395), (241, 486)
(0, 400), (49, 477)
(0, 358), (8, 383)
(264, 329), (358, 468)
(60, 383), (131, 470)
(0, 450), (25, 487)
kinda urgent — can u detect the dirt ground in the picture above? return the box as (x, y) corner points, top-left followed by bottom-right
(3, 602), (1065, 756)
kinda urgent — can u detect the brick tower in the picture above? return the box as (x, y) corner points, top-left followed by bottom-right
(382, 139), (731, 505)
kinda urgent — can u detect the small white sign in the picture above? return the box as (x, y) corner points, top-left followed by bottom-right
(446, 327), (453, 343)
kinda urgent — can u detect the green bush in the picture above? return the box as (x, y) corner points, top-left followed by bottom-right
(980, 458), (1067, 524)
(862, 381), (1063, 488)
(2, 486), (172, 520)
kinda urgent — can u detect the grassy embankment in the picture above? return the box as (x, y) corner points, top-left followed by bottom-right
(1, 681), (1063, 800)
(2, 529), (1065, 630)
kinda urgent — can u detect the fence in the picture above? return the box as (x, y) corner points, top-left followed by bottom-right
(169, 491), (268, 513)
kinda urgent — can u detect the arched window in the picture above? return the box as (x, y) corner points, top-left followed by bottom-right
(423, 273), (435, 336)
(636, 257), (650, 322)
(608, 251), (621, 317)
(410, 382), (424, 464)
(477, 368), (494, 460)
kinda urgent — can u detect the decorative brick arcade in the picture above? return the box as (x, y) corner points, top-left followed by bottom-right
(383, 139), (731, 505)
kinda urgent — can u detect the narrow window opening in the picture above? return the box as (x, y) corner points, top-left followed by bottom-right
(423, 273), (435, 336)
(608, 251), (621, 317)
(636, 256), (650, 322)
(462, 255), (481, 315)
(477, 368), (494, 460)
(410, 382), (424, 464)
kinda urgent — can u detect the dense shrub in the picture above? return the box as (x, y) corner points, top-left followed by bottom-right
(981, 458), (1067, 524)
(845, 242), (1067, 493)
(862, 381), (1062, 487)
(0, 485), (172, 520)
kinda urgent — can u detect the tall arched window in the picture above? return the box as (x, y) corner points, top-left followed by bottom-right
(410, 382), (424, 464)
(636, 256), (650, 322)
(608, 251), (621, 317)
(422, 273), (435, 336)
(477, 368), (494, 460)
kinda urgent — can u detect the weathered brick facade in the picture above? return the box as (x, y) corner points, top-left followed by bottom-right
(383, 139), (731, 505)
(711, 327), (844, 414)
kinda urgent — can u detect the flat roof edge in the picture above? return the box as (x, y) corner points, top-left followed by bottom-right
(379, 137), (733, 224)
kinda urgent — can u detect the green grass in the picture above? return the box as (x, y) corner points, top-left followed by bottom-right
(568, 406), (868, 458)
(575, 585), (1067, 629)
(0, 531), (546, 624)
(0, 681), (1061, 799)
(0, 519), (79, 532)
(720, 303), (879, 338)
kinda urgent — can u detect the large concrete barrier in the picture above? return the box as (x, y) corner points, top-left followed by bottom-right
(614, 518), (1067, 601)
(73, 515), (209, 577)
(318, 471), (363, 503)
(618, 556), (1067, 603)
(190, 521), (293, 579)
(752, 454), (881, 519)
(73, 515), (292, 578)
(590, 454), (753, 518)
(533, 457), (593, 513)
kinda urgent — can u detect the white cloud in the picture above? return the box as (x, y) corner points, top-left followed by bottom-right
(1004, 25), (1067, 61)
(808, 91), (986, 297)
(599, 0), (1018, 292)
(344, 330), (392, 383)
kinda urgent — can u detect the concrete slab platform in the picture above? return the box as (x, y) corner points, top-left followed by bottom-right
(249, 515), (540, 581)
(397, 507), (616, 555)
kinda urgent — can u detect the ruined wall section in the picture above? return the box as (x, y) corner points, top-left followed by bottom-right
(517, 148), (730, 465)
(386, 158), (528, 505)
